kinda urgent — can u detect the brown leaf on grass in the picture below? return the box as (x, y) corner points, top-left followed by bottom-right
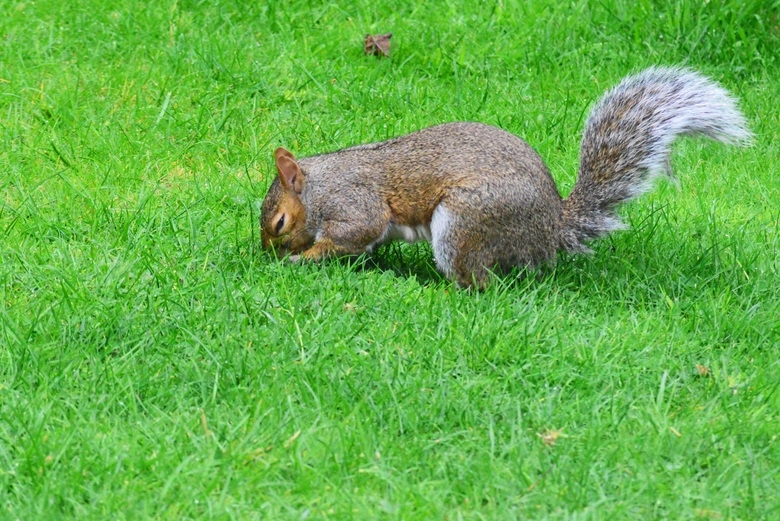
(696, 364), (711, 377)
(537, 428), (565, 447)
(364, 33), (392, 57)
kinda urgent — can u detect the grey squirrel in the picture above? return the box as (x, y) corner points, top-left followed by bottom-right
(261, 67), (752, 288)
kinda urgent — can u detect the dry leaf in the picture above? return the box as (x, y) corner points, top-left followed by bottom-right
(537, 428), (565, 447)
(696, 364), (711, 377)
(364, 33), (392, 57)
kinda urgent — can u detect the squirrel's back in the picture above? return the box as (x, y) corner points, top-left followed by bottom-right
(298, 122), (563, 229)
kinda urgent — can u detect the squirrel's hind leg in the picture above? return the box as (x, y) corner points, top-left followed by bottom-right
(430, 203), (497, 288)
(431, 194), (560, 289)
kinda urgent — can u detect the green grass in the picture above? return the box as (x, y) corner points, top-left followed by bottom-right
(2, 0), (779, 518)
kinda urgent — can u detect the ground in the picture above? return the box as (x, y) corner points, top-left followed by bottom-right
(1, 0), (779, 519)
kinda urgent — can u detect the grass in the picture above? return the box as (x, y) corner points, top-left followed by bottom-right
(1, 0), (779, 518)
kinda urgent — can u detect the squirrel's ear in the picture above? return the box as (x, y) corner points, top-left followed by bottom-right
(275, 147), (296, 163)
(274, 147), (305, 194)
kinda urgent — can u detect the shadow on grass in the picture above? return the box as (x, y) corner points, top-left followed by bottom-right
(228, 202), (771, 312)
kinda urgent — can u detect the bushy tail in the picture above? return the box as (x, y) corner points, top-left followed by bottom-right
(560, 67), (752, 253)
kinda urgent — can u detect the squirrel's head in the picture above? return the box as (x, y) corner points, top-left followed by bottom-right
(260, 147), (314, 256)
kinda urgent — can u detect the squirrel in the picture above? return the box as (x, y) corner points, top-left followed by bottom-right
(260, 67), (752, 288)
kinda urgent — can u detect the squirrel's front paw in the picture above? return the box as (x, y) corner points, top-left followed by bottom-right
(288, 254), (303, 263)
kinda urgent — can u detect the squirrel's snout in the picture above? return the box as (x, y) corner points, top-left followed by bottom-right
(261, 233), (297, 259)
(260, 232), (272, 251)
(261, 233), (284, 256)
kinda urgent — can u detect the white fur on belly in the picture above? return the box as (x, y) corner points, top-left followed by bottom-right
(430, 204), (454, 276)
(365, 204), (454, 278)
(366, 221), (432, 252)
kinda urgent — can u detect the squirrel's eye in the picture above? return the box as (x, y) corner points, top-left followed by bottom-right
(275, 214), (286, 235)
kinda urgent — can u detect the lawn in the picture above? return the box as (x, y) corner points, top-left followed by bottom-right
(1, 0), (779, 519)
